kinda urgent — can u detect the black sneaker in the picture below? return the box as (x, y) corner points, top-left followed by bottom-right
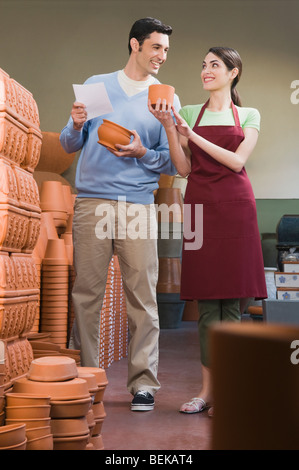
(131, 391), (155, 411)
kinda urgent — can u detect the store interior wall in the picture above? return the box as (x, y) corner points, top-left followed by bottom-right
(1, 0), (298, 234)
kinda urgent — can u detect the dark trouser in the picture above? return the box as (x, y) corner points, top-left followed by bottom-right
(197, 299), (241, 367)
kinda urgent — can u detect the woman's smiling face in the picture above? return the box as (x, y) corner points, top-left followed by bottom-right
(201, 52), (237, 92)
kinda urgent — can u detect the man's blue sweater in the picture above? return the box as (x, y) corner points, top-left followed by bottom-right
(60, 71), (180, 204)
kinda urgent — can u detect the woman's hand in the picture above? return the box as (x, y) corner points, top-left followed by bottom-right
(171, 107), (193, 139)
(148, 98), (176, 129)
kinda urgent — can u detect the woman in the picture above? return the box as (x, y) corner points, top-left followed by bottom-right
(149, 47), (267, 415)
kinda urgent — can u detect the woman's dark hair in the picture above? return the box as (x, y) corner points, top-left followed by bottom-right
(128, 17), (172, 54)
(208, 47), (243, 106)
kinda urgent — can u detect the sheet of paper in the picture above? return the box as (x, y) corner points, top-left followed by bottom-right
(73, 82), (114, 120)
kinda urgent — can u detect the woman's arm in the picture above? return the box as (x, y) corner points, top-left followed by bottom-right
(148, 99), (191, 177)
(172, 108), (259, 173)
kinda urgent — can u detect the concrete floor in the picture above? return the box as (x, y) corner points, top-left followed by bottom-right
(101, 321), (212, 451)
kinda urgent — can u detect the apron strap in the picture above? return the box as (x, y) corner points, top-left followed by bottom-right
(194, 99), (241, 128)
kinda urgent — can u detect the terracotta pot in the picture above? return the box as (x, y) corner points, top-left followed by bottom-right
(13, 377), (90, 400)
(0, 203), (29, 252)
(0, 438), (27, 450)
(26, 433), (53, 451)
(44, 238), (68, 262)
(50, 396), (92, 419)
(148, 84), (175, 109)
(25, 425), (51, 441)
(77, 366), (108, 387)
(28, 356), (78, 382)
(21, 127), (43, 174)
(97, 119), (134, 151)
(40, 180), (67, 212)
(92, 401), (106, 420)
(157, 257), (181, 293)
(90, 434), (104, 450)
(155, 188), (183, 223)
(5, 405), (51, 419)
(51, 417), (89, 437)
(53, 433), (90, 451)
(62, 185), (74, 215)
(5, 417), (51, 429)
(0, 423), (26, 447)
(77, 372), (99, 396)
(93, 418), (105, 436)
(37, 132), (76, 175)
(0, 112), (28, 166)
(5, 393), (51, 407)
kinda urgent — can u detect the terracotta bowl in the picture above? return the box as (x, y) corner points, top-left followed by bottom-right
(25, 425), (52, 441)
(5, 393), (51, 407)
(94, 385), (107, 403)
(97, 119), (133, 151)
(26, 433), (53, 451)
(50, 396), (92, 419)
(5, 417), (51, 430)
(5, 405), (51, 419)
(53, 433), (90, 451)
(51, 416), (89, 437)
(148, 84), (175, 109)
(12, 377), (90, 400)
(0, 423), (26, 447)
(28, 356), (78, 382)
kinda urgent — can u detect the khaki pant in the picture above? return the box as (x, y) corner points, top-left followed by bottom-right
(70, 198), (160, 396)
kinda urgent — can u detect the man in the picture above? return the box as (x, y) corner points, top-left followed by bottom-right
(60, 17), (180, 412)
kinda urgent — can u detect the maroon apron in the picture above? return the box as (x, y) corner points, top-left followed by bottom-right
(181, 100), (267, 300)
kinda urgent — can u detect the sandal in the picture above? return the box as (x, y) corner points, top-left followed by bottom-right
(180, 397), (207, 414)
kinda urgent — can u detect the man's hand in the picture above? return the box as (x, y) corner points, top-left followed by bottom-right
(71, 102), (87, 130)
(110, 130), (147, 159)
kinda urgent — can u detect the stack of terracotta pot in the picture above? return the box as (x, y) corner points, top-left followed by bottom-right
(5, 392), (53, 450)
(0, 67), (42, 393)
(10, 356), (108, 450)
(155, 187), (186, 328)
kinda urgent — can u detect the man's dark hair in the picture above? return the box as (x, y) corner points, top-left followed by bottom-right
(128, 17), (172, 54)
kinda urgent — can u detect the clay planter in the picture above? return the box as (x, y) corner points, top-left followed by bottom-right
(148, 84), (175, 109)
(13, 377), (90, 400)
(5, 392), (51, 407)
(90, 434), (104, 450)
(28, 356), (78, 382)
(0, 438), (27, 450)
(157, 257), (181, 294)
(43, 238), (68, 262)
(0, 111), (28, 166)
(51, 416), (89, 437)
(25, 425), (51, 441)
(5, 417), (51, 429)
(77, 366), (108, 388)
(77, 372), (99, 396)
(53, 433), (90, 451)
(50, 397), (92, 419)
(40, 181), (67, 212)
(26, 433), (53, 451)
(0, 204), (29, 252)
(0, 158), (19, 206)
(97, 119), (134, 151)
(155, 188), (183, 223)
(0, 423), (26, 447)
(0, 67), (40, 130)
(5, 405), (51, 419)
(36, 132), (76, 175)
(21, 127), (43, 174)
(13, 165), (41, 213)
